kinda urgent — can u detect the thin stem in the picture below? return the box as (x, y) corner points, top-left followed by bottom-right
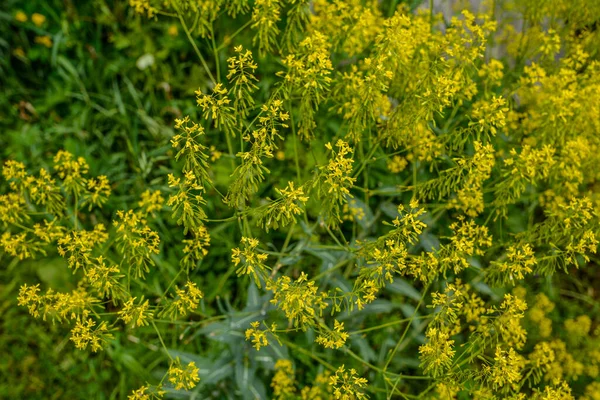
(73, 194), (79, 230)
(174, 5), (216, 85)
(387, 376), (410, 400)
(224, 127), (236, 170)
(429, 0), (434, 30)
(349, 315), (430, 335)
(325, 224), (347, 250)
(206, 215), (238, 223)
(289, 101), (301, 182)
(216, 19), (253, 52)
(151, 320), (172, 360)
(10, 221), (34, 233)
(313, 258), (353, 281)
(345, 348), (431, 381)
(353, 142), (380, 179)
(383, 283), (430, 372)
(281, 339), (336, 371)
(273, 223), (296, 275)
(210, 25), (221, 82)
(158, 268), (185, 304)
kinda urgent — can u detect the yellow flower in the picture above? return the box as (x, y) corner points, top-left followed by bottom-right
(195, 84), (236, 134)
(31, 13), (46, 26)
(17, 283), (41, 317)
(70, 318), (113, 352)
(316, 320), (349, 349)
(528, 293), (554, 338)
(58, 224), (108, 271)
(387, 155), (407, 173)
(172, 281), (203, 316)
(470, 95), (509, 136)
(168, 358), (200, 390)
(167, 24), (178, 36)
(15, 11), (28, 22)
(232, 237), (269, 287)
(226, 45), (259, 118)
(35, 35), (53, 48)
(419, 327), (456, 377)
(478, 59), (504, 86)
(564, 315), (591, 337)
(128, 386), (165, 400)
(271, 360), (296, 399)
(534, 382), (574, 400)
(137, 189), (164, 216)
(53, 150), (89, 194)
(13, 47), (26, 58)
(181, 225), (211, 271)
(498, 243), (537, 281)
(129, 0), (156, 18)
(529, 342), (555, 370)
(209, 145), (222, 162)
(128, 386), (151, 400)
(245, 321), (270, 350)
(489, 347), (524, 389)
(251, 0), (281, 55)
(85, 256), (123, 298)
(119, 297), (153, 328)
(329, 365), (369, 400)
(113, 209), (160, 278)
(267, 272), (328, 330)
(319, 140), (357, 225)
(83, 175), (111, 210)
(258, 182), (309, 231)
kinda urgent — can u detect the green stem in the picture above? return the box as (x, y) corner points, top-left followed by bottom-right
(290, 101), (301, 182)
(383, 283), (430, 372)
(429, 0), (434, 30)
(174, 5), (216, 85)
(350, 315), (430, 335)
(210, 25), (221, 82)
(216, 19), (253, 52)
(353, 142), (380, 179)
(73, 194), (79, 230)
(158, 268), (185, 304)
(313, 258), (353, 281)
(151, 320), (172, 360)
(280, 339), (336, 371)
(224, 128), (236, 170)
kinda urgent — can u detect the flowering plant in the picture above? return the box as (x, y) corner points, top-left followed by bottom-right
(3, 0), (600, 399)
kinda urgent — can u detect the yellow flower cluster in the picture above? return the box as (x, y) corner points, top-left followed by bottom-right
(113, 209), (160, 278)
(227, 45), (259, 119)
(257, 181), (308, 231)
(245, 321), (271, 351)
(167, 358), (200, 390)
(487, 346), (524, 390)
(162, 281), (203, 320)
(318, 140), (357, 225)
(419, 327), (456, 378)
(497, 244), (537, 282)
(8, 0), (600, 398)
(232, 237), (269, 287)
(329, 365), (369, 400)
(279, 31), (333, 139)
(70, 317), (113, 352)
(267, 272), (327, 330)
(315, 320), (349, 349)
(271, 360), (296, 399)
(118, 297), (152, 328)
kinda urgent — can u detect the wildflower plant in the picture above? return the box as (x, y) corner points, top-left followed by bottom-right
(3, 0), (600, 399)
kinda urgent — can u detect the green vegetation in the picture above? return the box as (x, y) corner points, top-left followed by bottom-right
(2, 0), (600, 399)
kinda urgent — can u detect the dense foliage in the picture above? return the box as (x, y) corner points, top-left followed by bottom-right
(2, 0), (600, 399)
